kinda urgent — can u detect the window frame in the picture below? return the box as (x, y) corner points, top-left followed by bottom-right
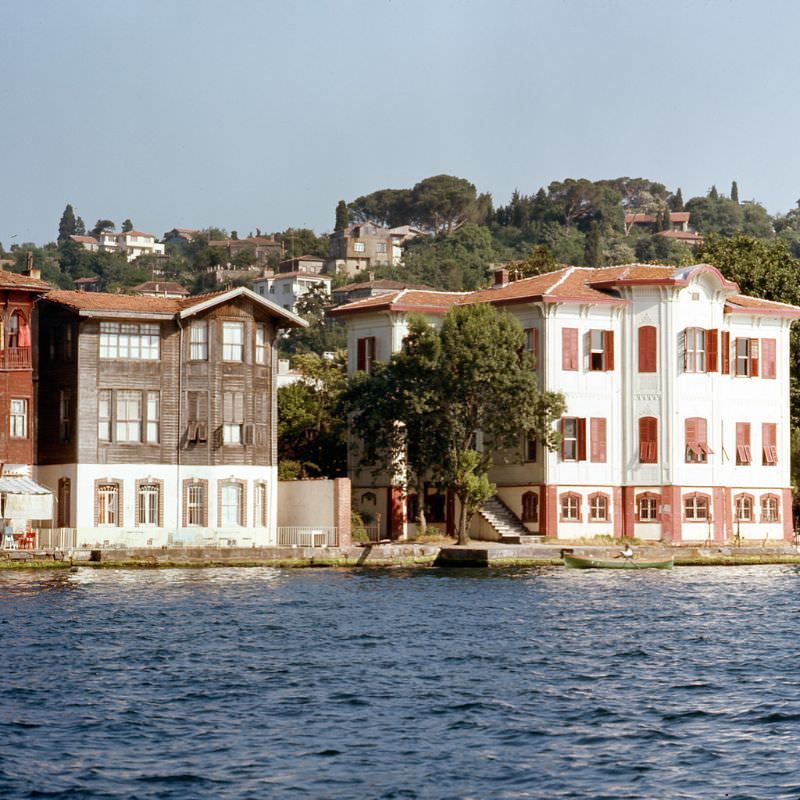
(588, 492), (609, 522)
(683, 493), (710, 521)
(684, 327), (706, 373)
(255, 324), (268, 365)
(761, 494), (780, 523)
(636, 492), (660, 523)
(9, 398), (27, 439)
(222, 321), (245, 362)
(559, 492), (582, 522)
(137, 483), (160, 527)
(734, 493), (754, 523)
(96, 483), (120, 527)
(521, 491), (538, 523)
(220, 482), (243, 527)
(99, 321), (160, 361)
(116, 390), (142, 443)
(189, 320), (208, 361)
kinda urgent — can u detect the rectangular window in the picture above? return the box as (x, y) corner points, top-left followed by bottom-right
(98, 390), (111, 442)
(639, 417), (658, 463)
(9, 398), (27, 438)
(590, 417), (606, 463)
(138, 484), (159, 526)
(99, 322), (159, 360)
(190, 320), (208, 360)
(223, 390), (245, 444)
(187, 484), (204, 526)
(116, 391), (142, 443)
(561, 328), (578, 371)
(588, 330), (613, 371)
(356, 337), (377, 373)
(353, 241), (365, 253)
(685, 417), (711, 463)
(376, 242), (387, 254)
(735, 495), (753, 522)
(761, 338), (776, 379)
(221, 483), (242, 526)
(523, 328), (537, 368)
(97, 484), (119, 526)
(560, 494), (580, 521)
(736, 422), (751, 465)
(524, 432), (537, 462)
(222, 321), (244, 361)
(589, 495), (608, 522)
(735, 337), (759, 377)
(254, 483), (268, 527)
(762, 495), (779, 522)
(59, 390), (72, 443)
(255, 324), (268, 364)
(684, 328), (706, 373)
(146, 392), (159, 443)
(561, 417), (586, 461)
(762, 423), (777, 465)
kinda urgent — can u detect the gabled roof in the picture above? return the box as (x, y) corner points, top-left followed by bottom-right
(43, 286), (308, 327)
(262, 271), (332, 281)
(69, 235), (99, 245)
(624, 211), (691, 224)
(655, 229), (704, 241)
(0, 268), (51, 292)
(118, 230), (156, 239)
(328, 288), (467, 316)
(333, 279), (434, 293)
(588, 263), (738, 291)
(724, 294), (800, 319)
(132, 281), (190, 295)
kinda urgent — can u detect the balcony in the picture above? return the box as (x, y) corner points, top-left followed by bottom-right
(0, 347), (31, 369)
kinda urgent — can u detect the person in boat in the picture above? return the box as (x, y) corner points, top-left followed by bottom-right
(620, 542), (635, 559)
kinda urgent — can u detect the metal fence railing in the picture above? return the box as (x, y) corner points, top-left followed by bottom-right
(276, 527), (338, 547)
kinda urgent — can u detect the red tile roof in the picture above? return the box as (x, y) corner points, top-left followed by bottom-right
(69, 235), (99, 245)
(0, 268), (51, 291)
(334, 279), (434, 293)
(328, 289), (467, 316)
(118, 230), (156, 239)
(132, 281), (190, 295)
(624, 211), (691, 224)
(725, 294), (800, 318)
(267, 271), (332, 280)
(655, 229), (704, 241)
(43, 290), (195, 314)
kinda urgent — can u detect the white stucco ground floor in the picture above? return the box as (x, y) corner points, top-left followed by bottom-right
(34, 463), (278, 548)
(354, 482), (794, 543)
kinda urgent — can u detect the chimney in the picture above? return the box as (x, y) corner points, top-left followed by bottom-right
(493, 267), (509, 288)
(24, 252), (41, 280)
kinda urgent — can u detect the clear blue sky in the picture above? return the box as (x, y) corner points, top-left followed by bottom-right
(3, 0), (800, 246)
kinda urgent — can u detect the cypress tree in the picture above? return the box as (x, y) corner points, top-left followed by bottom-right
(584, 222), (602, 267)
(122, 218), (133, 232)
(662, 205), (672, 230)
(669, 188), (684, 212)
(57, 204), (77, 242)
(75, 216), (86, 235)
(709, 185), (719, 200)
(731, 181), (739, 203)
(334, 200), (349, 231)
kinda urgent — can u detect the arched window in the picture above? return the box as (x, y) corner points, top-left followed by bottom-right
(683, 493), (710, 521)
(521, 491), (538, 522)
(588, 492), (609, 522)
(559, 492), (581, 522)
(761, 494), (780, 523)
(734, 493), (754, 522)
(636, 492), (660, 522)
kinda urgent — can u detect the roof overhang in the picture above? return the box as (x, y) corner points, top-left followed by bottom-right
(179, 286), (308, 328)
(78, 309), (176, 320)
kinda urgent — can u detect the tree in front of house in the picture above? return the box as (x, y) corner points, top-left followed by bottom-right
(280, 282), (346, 357)
(57, 204), (77, 242)
(277, 351), (348, 478)
(122, 218), (134, 232)
(348, 305), (565, 544)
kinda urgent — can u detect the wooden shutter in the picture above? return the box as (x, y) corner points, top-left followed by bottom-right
(590, 417), (606, 463)
(357, 338), (366, 371)
(577, 417), (587, 461)
(721, 331), (730, 374)
(706, 329), (718, 372)
(697, 418), (708, 452)
(367, 337), (376, 371)
(560, 417), (567, 460)
(638, 326), (656, 373)
(562, 328), (578, 371)
(762, 338), (776, 379)
(639, 417), (657, 463)
(682, 329), (688, 371)
(736, 422), (751, 464)
(234, 392), (245, 423)
(223, 391), (233, 422)
(762, 422), (777, 464)
(604, 331), (614, 371)
(749, 338), (759, 377)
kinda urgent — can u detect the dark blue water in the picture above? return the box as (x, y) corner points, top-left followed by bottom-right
(2, 565), (800, 799)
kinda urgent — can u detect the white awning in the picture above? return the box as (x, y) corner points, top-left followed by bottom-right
(0, 477), (53, 520)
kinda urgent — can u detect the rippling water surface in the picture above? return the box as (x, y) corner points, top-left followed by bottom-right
(2, 565), (800, 799)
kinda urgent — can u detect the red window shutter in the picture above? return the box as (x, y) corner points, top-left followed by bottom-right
(590, 417), (606, 463)
(736, 422), (751, 464)
(749, 338), (759, 377)
(762, 423), (777, 464)
(697, 417), (707, 447)
(577, 417), (587, 461)
(357, 338), (366, 371)
(762, 338), (776, 379)
(562, 328), (578, 370)
(639, 417), (657, 463)
(367, 336), (376, 370)
(638, 326), (656, 373)
(685, 417), (697, 446)
(604, 331), (614, 371)
(706, 329), (718, 372)
(721, 331), (730, 374)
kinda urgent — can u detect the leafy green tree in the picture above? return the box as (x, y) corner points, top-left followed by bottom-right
(122, 218), (133, 232)
(731, 181), (739, 204)
(281, 283), (346, 356)
(335, 200), (349, 231)
(410, 174), (479, 234)
(583, 221), (602, 266)
(349, 188), (413, 227)
(57, 204), (77, 242)
(709, 185), (719, 200)
(669, 188), (684, 211)
(276, 227), (328, 259)
(511, 244), (558, 278)
(75, 216), (86, 235)
(91, 219), (115, 236)
(277, 351), (348, 478)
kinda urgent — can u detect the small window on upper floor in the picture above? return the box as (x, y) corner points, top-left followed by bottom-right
(190, 320), (208, 360)
(353, 242), (366, 253)
(255, 324), (268, 364)
(684, 328), (706, 372)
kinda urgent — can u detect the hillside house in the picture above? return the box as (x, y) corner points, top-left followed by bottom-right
(252, 272), (332, 313)
(330, 264), (799, 544)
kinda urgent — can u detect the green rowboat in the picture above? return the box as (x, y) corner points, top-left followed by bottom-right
(562, 553), (673, 570)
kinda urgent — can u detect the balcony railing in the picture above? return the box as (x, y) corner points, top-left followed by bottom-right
(0, 347), (31, 369)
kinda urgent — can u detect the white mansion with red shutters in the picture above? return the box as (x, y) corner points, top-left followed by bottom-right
(330, 263), (800, 544)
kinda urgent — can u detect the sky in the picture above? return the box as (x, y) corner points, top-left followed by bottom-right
(3, 0), (800, 247)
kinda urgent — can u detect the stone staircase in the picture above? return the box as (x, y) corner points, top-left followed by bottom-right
(477, 495), (543, 544)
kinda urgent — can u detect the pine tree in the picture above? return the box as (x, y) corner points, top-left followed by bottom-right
(669, 188), (684, 212)
(58, 204), (77, 242)
(662, 205), (672, 230)
(334, 200), (349, 231)
(731, 181), (739, 203)
(122, 219), (133, 232)
(584, 222), (602, 267)
(75, 216), (86, 235)
(709, 185), (719, 200)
